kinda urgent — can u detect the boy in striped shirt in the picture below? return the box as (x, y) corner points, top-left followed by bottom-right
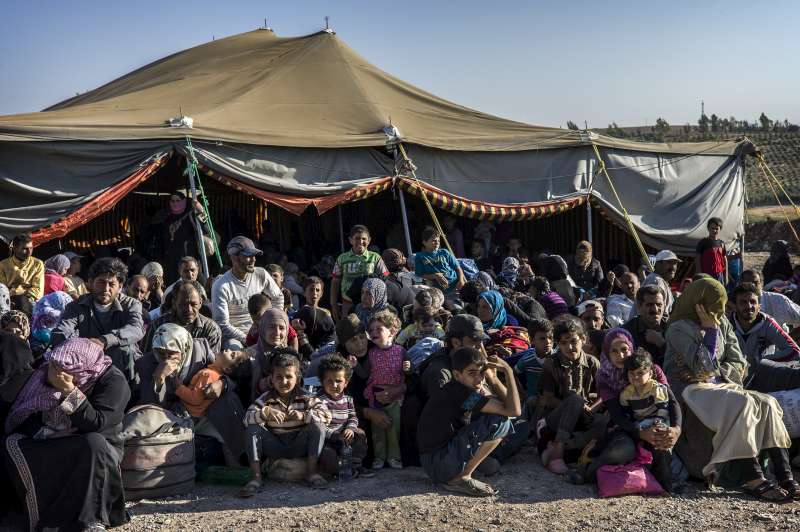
(240, 353), (331, 497)
(316, 354), (372, 477)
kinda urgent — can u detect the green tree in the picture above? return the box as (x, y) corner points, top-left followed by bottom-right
(654, 117), (670, 138)
(710, 114), (719, 132)
(566, 120), (579, 130)
(698, 114), (710, 133)
(759, 112), (772, 130)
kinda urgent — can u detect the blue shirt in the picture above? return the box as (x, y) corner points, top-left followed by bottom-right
(415, 249), (459, 292)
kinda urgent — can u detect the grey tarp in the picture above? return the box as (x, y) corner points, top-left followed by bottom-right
(0, 29), (749, 252)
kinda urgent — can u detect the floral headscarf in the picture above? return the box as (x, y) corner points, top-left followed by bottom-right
(0, 284), (9, 314)
(361, 278), (388, 311)
(1, 311), (30, 340)
(6, 338), (111, 433)
(596, 327), (635, 401)
(151, 323), (194, 370)
(500, 257), (520, 287)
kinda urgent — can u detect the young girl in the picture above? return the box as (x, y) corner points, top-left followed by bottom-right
(538, 316), (603, 475)
(365, 309), (411, 469)
(241, 353), (331, 497)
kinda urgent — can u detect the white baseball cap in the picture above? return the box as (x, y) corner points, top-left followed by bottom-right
(655, 250), (682, 263)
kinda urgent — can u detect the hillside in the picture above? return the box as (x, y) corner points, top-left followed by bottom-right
(593, 128), (800, 204)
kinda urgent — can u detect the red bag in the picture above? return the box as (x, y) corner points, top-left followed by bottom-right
(488, 326), (531, 356)
(596, 444), (665, 498)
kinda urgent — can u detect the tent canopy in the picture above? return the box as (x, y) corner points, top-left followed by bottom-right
(0, 29), (750, 255)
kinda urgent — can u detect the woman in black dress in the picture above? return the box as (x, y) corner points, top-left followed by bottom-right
(2, 337), (130, 531)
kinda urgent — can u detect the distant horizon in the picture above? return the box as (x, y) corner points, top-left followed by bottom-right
(2, 1), (798, 128)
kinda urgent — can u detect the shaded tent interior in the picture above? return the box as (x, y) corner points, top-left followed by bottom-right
(30, 151), (648, 275)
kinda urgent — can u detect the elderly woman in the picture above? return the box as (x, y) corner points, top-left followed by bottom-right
(136, 323), (246, 465)
(43, 254), (71, 295)
(664, 278), (797, 501)
(354, 278), (393, 325)
(1, 338), (130, 531)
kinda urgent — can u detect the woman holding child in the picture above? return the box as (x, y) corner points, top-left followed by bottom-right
(664, 278), (799, 501)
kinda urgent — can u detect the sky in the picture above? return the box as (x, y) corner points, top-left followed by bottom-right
(1, 0), (798, 128)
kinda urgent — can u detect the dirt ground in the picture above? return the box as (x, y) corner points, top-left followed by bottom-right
(120, 445), (800, 532)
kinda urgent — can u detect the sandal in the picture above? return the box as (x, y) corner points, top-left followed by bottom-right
(779, 479), (800, 501)
(238, 478), (262, 498)
(442, 477), (497, 497)
(307, 473), (328, 489)
(741, 479), (789, 502)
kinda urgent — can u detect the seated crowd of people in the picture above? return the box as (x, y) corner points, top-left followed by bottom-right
(0, 215), (799, 531)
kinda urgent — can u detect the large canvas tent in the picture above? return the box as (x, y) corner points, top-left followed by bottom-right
(0, 28), (752, 256)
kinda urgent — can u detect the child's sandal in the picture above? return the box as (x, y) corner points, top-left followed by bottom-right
(238, 479), (262, 498)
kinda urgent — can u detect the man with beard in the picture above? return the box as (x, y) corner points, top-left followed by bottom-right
(0, 234), (44, 302)
(212, 236), (283, 349)
(730, 282), (800, 393)
(623, 285), (669, 366)
(740, 269), (800, 331)
(142, 280), (221, 352)
(51, 257), (144, 381)
(642, 250), (681, 317)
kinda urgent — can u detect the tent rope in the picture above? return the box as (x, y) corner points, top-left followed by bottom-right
(591, 143), (651, 268)
(395, 143), (455, 256)
(756, 153), (800, 216)
(755, 154), (800, 244)
(184, 137), (224, 267)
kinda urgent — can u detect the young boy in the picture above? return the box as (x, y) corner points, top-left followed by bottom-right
(330, 225), (388, 321)
(414, 228), (466, 297)
(515, 319), (556, 396)
(303, 276), (327, 311)
(417, 346), (521, 496)
(620, 350), (680, 491)
(267, 264), (295, 314)
(240, 353), (331, 497)
(175, 348), (242, 418)
(316, 354), (372, 478)
(695, 217), (727, 285)
(538, 316), (603, 475)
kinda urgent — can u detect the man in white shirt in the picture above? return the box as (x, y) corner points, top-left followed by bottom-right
(211, 236), (283, 349)
(606, 272), (640, 327)
(741, 269), (800, 331)
(642, 250), (681, 317)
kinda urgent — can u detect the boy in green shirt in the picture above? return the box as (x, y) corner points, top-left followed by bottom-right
(330, 225), (388, 320)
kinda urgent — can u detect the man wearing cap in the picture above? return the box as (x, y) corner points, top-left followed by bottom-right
(642, 250), (681, 316)
(577, 300), (607, 332)
(419, 314), (491, 402)
(211, 236), (283, 349)
(62, 251), (88, 298)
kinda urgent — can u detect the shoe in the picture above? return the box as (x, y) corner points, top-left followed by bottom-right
(388, 459), (403, 469)
(355, 466), (376, 478)
(476, 457), (500, 477)
(83, 524), (107, 532)
(371, 459), (385, 470)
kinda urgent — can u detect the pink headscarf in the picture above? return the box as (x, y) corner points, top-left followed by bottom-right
(6, 338), (112, 433)
(596, 328), (635, 402)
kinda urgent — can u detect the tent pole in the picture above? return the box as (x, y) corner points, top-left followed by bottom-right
(398, 188), (413, 257)
(188, 170), (210, 279)
(586, 155), (594, 244)
(338, 205), (345, 253)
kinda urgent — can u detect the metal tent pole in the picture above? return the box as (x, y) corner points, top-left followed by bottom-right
(188, 170), (210, 279)
(398, 188), (413, 257)
(338, 205), (345, 253)
(586, 155), (594, 244)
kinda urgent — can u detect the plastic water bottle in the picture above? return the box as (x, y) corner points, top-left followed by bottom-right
(338, 444), (353, 482)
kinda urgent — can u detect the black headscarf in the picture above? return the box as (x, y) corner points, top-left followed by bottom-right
(0, 331), (34, 403)
(294, 306), (335, 348)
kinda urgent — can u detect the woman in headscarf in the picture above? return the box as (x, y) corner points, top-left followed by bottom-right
(43, 254), (71, 295)
(1, 338), (129, 531)
(567, 328), (681, 485)
(382, 248), (415, 310)
(0, 311), (31, 343)
(29, 291), (73, 356)
(293, 305), (335, 355)
(762, 240), (793, 285)
(476, 290), (518, 330)
(155, 191), (211, 286)
(664, 278), (797, 501)
(141, 261), (165, 310)
(249, 309), (297, 398)
(0, 283), (10, 315)
(355, 278), (392, 325)
(136, 323), (246, 466)
(542, 254), (578, 307)
(499, 257), (520, 290)
(568, 241), (604, 295)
